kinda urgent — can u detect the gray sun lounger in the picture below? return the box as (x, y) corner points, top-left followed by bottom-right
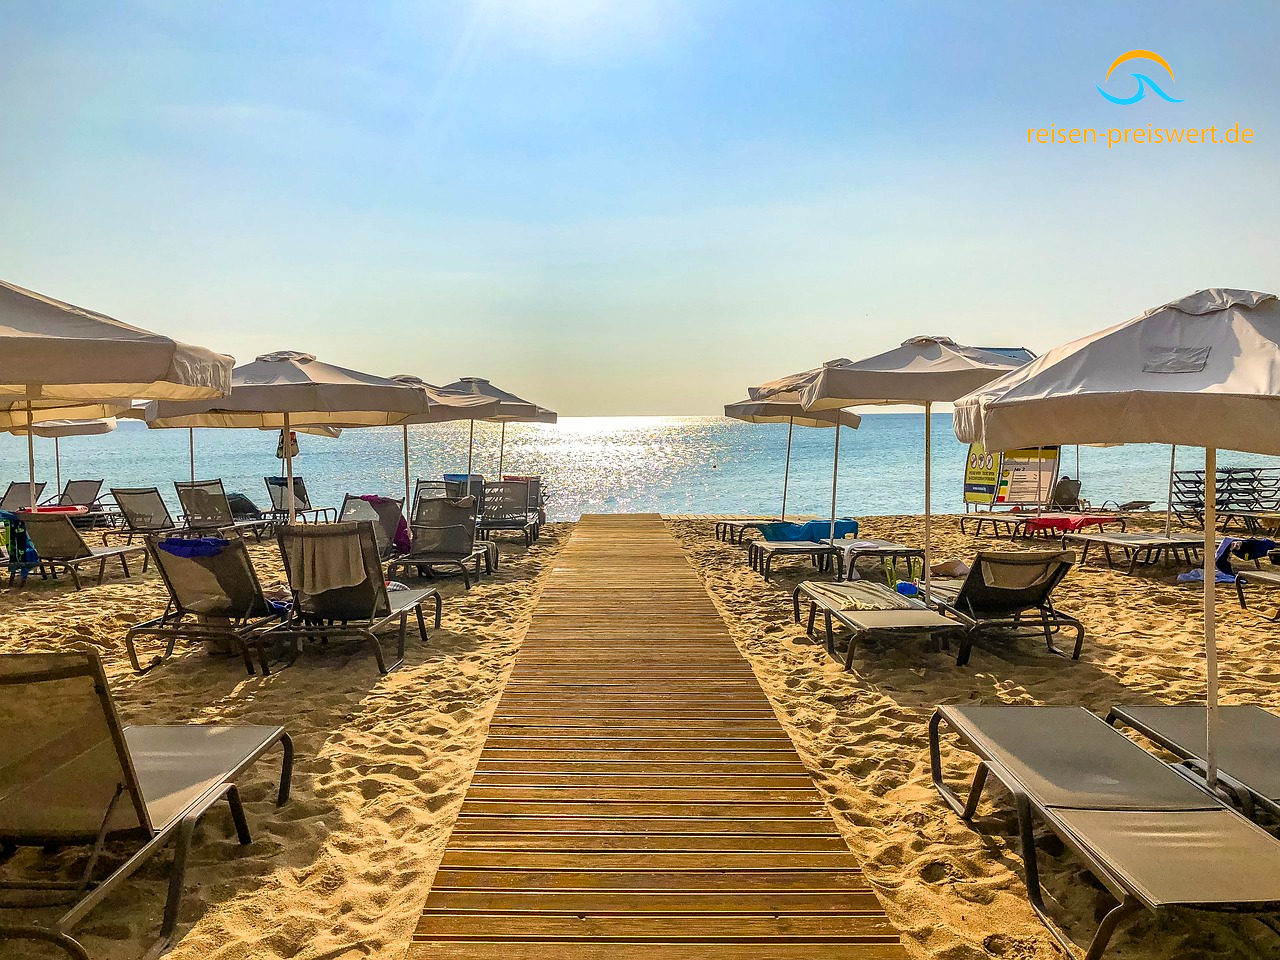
(1107, 704), (1280, 821)
(111, 487), (179, 543)
(175, 479), (273, 540)
(1235, 567), (1280, 620)
(276, 521), (441, 674)
(1063, 531), (1203, 574)
(0, 481), (46, 512)
(0, 652), (292, 960)
(930, 703), (1280, 960)
(792, 580), (960, 667)
(386, 495), (491, 590)
(338, 494), (405, 559)
(714, 518), (777, 543)
(126, 535), (288, 675)
(478, 480), (539, 546)
(12, 512), (148, 590)
(747, 539), (839, 580)
(818, 537), (925, 582)
(264, 476), (336, 524)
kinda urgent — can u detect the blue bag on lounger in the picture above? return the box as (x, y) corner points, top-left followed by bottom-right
(158, 537), (229, 559)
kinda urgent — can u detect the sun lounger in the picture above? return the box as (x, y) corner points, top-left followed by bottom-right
(818, 537), (925, 582)
(960, 512), (1127, 539)
(0, 651), (292, 960)
(1064, 531), (1203, 574)
(1235, 567), (1280, 619)
(41, 479), (117, 527)
(930, 703), (1280, 960)
(477, 480), (539, 545)
(175, 480), (273, 540)
(11, 512), (148, 590)
(0, 481), (46, 512)
(714, 518), (777, 543)
(386, 495), (491, 589)
(126, 535), (288, 675)
(932, 550), (1083, 665)
(338, 494), (406, 559)
(264, 476), (336, 523)
(111, 486), (179, 543)
(412, 479), (449, 505)
(746, 539), (839, 581)
(1107, 704), (1280, 821)
(276, 521), (441, 674)
(792, 580), (959, 666)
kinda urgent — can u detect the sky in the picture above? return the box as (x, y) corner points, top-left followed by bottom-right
(2, 1), (1277, 415)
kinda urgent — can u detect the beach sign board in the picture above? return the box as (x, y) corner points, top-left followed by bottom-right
(963, 443), (1001, 504)
(964, 443), (1060, 506)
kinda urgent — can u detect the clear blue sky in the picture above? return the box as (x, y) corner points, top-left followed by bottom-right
(2, 1), (1276, 414)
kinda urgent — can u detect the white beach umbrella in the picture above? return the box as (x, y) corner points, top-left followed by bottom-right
(431, 378), (542, 477)
(0, 279), (232, 507)
(785, 338), (1034, 600)
(8, 418), (118, 497)
(147, 351), (427, 520)
(724, 400), (861, 521)
(953, 288), (1280, 788)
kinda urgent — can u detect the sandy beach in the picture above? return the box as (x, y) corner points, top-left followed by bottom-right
(670, 514), (1280, 960)
(0, 523), (568, 960)
(3, 512), (1279, 959)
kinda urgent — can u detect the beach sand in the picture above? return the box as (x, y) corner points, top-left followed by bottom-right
(0, 523), (568, 960)
(669, 514), (1280, 960)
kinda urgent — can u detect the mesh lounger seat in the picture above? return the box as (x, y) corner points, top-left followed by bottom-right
(175, 480), (273, 540)
(792, 580), (960, 667)
(110, 487), (179, 543)
(930, 704), (1280, 960)
(13, 513), (148, 591)
(0, 481), (46, 512)
(338, 495), (405, 559)
(412, 479), (449, 505)
(42, 480), (116, 527)
(818, 537), (925, 583)
(386, 495), (491, 589)
(126, 536), (288, 675)
(933, 550), (1083, 666)
(276, 521), (441, 674)
(1064, 531), (1203, 573)
(1107, 704), (1280, 821)
(1235, 567), (1280, 620)
(0, 652), (292, 960)
(746, 539), (839, 581)
(477, 481), (538, 546)
(264, 476), (336, 524)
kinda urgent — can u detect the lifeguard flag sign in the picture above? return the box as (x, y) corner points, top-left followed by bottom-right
(277, 430), (299, 460)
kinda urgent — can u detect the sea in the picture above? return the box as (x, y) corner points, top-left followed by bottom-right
(4, 415), (1278, 522)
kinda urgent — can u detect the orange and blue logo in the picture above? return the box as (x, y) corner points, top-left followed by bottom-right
(1096, 49), (1183, 105)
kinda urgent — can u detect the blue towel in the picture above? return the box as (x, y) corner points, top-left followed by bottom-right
(758, 519), (859, 542)
(158, 536), (229, 558)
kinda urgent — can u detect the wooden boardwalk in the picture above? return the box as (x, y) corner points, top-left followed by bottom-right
(412, 514), (907, 959)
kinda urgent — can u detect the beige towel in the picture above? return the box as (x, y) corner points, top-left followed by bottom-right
(806, 581), (918, 611)
(293, 536), (366, 594)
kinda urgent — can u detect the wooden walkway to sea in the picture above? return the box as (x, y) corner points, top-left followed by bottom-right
(412, 514), (907, 959)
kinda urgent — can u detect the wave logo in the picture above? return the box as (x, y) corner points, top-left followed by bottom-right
(1096, 49), (1184, 105)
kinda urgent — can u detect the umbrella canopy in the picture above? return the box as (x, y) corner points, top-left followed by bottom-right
(147, 351), (426, 429)
(953, 289), (1280, 453)
(791, 337), (1033, 602)
(797, 338), (1035, 410)
(953, 287), (1280, 790)
(726, 400), (861, 522)
(429, 377), (544, 476)
(0, 279), (233, 507)
(0, 279), (232, 408)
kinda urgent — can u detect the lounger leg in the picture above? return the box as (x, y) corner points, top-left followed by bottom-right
(433, 593), (442, 629)
(120, 553), (130, 579)
(277, 732), (295, 805)
(225, 784), (252, 844)
(928, 711), (990, 819)
(955, 629), (976, 666)
(842, 620), (858, 668)
(806, 602), (817, 637)
(792, 587), (801, 623)
(415, 603), (430, 642)
(155, 814), (199, 957)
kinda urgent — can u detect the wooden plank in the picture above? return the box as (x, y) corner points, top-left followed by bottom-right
(416, 516), (906, 960)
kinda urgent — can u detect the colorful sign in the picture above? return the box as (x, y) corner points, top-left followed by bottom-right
(963, 443), (1001, 504)
(995, 447), (1060, 505)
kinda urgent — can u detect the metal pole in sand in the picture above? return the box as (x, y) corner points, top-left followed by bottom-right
(781, 418), (793, 522)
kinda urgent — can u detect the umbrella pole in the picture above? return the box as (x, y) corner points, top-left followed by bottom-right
(403, 425), (411, 517)
(284, 413), (296, 524)
(25, 399), (36, 509)
(780, 418), (793, 521)
(467, 420), (474, 477)
(1204, 446), (1219, 789)
(924, 402), (932, 602)
(828, 424), (840, 546)
(188, 428), (195, 483)
(1165, 445), (1176, 539)
(499, 421), (506, 477)
(54, 436), (61, 497)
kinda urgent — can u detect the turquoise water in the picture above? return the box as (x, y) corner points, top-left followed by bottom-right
(3, 415), (1278, 521)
